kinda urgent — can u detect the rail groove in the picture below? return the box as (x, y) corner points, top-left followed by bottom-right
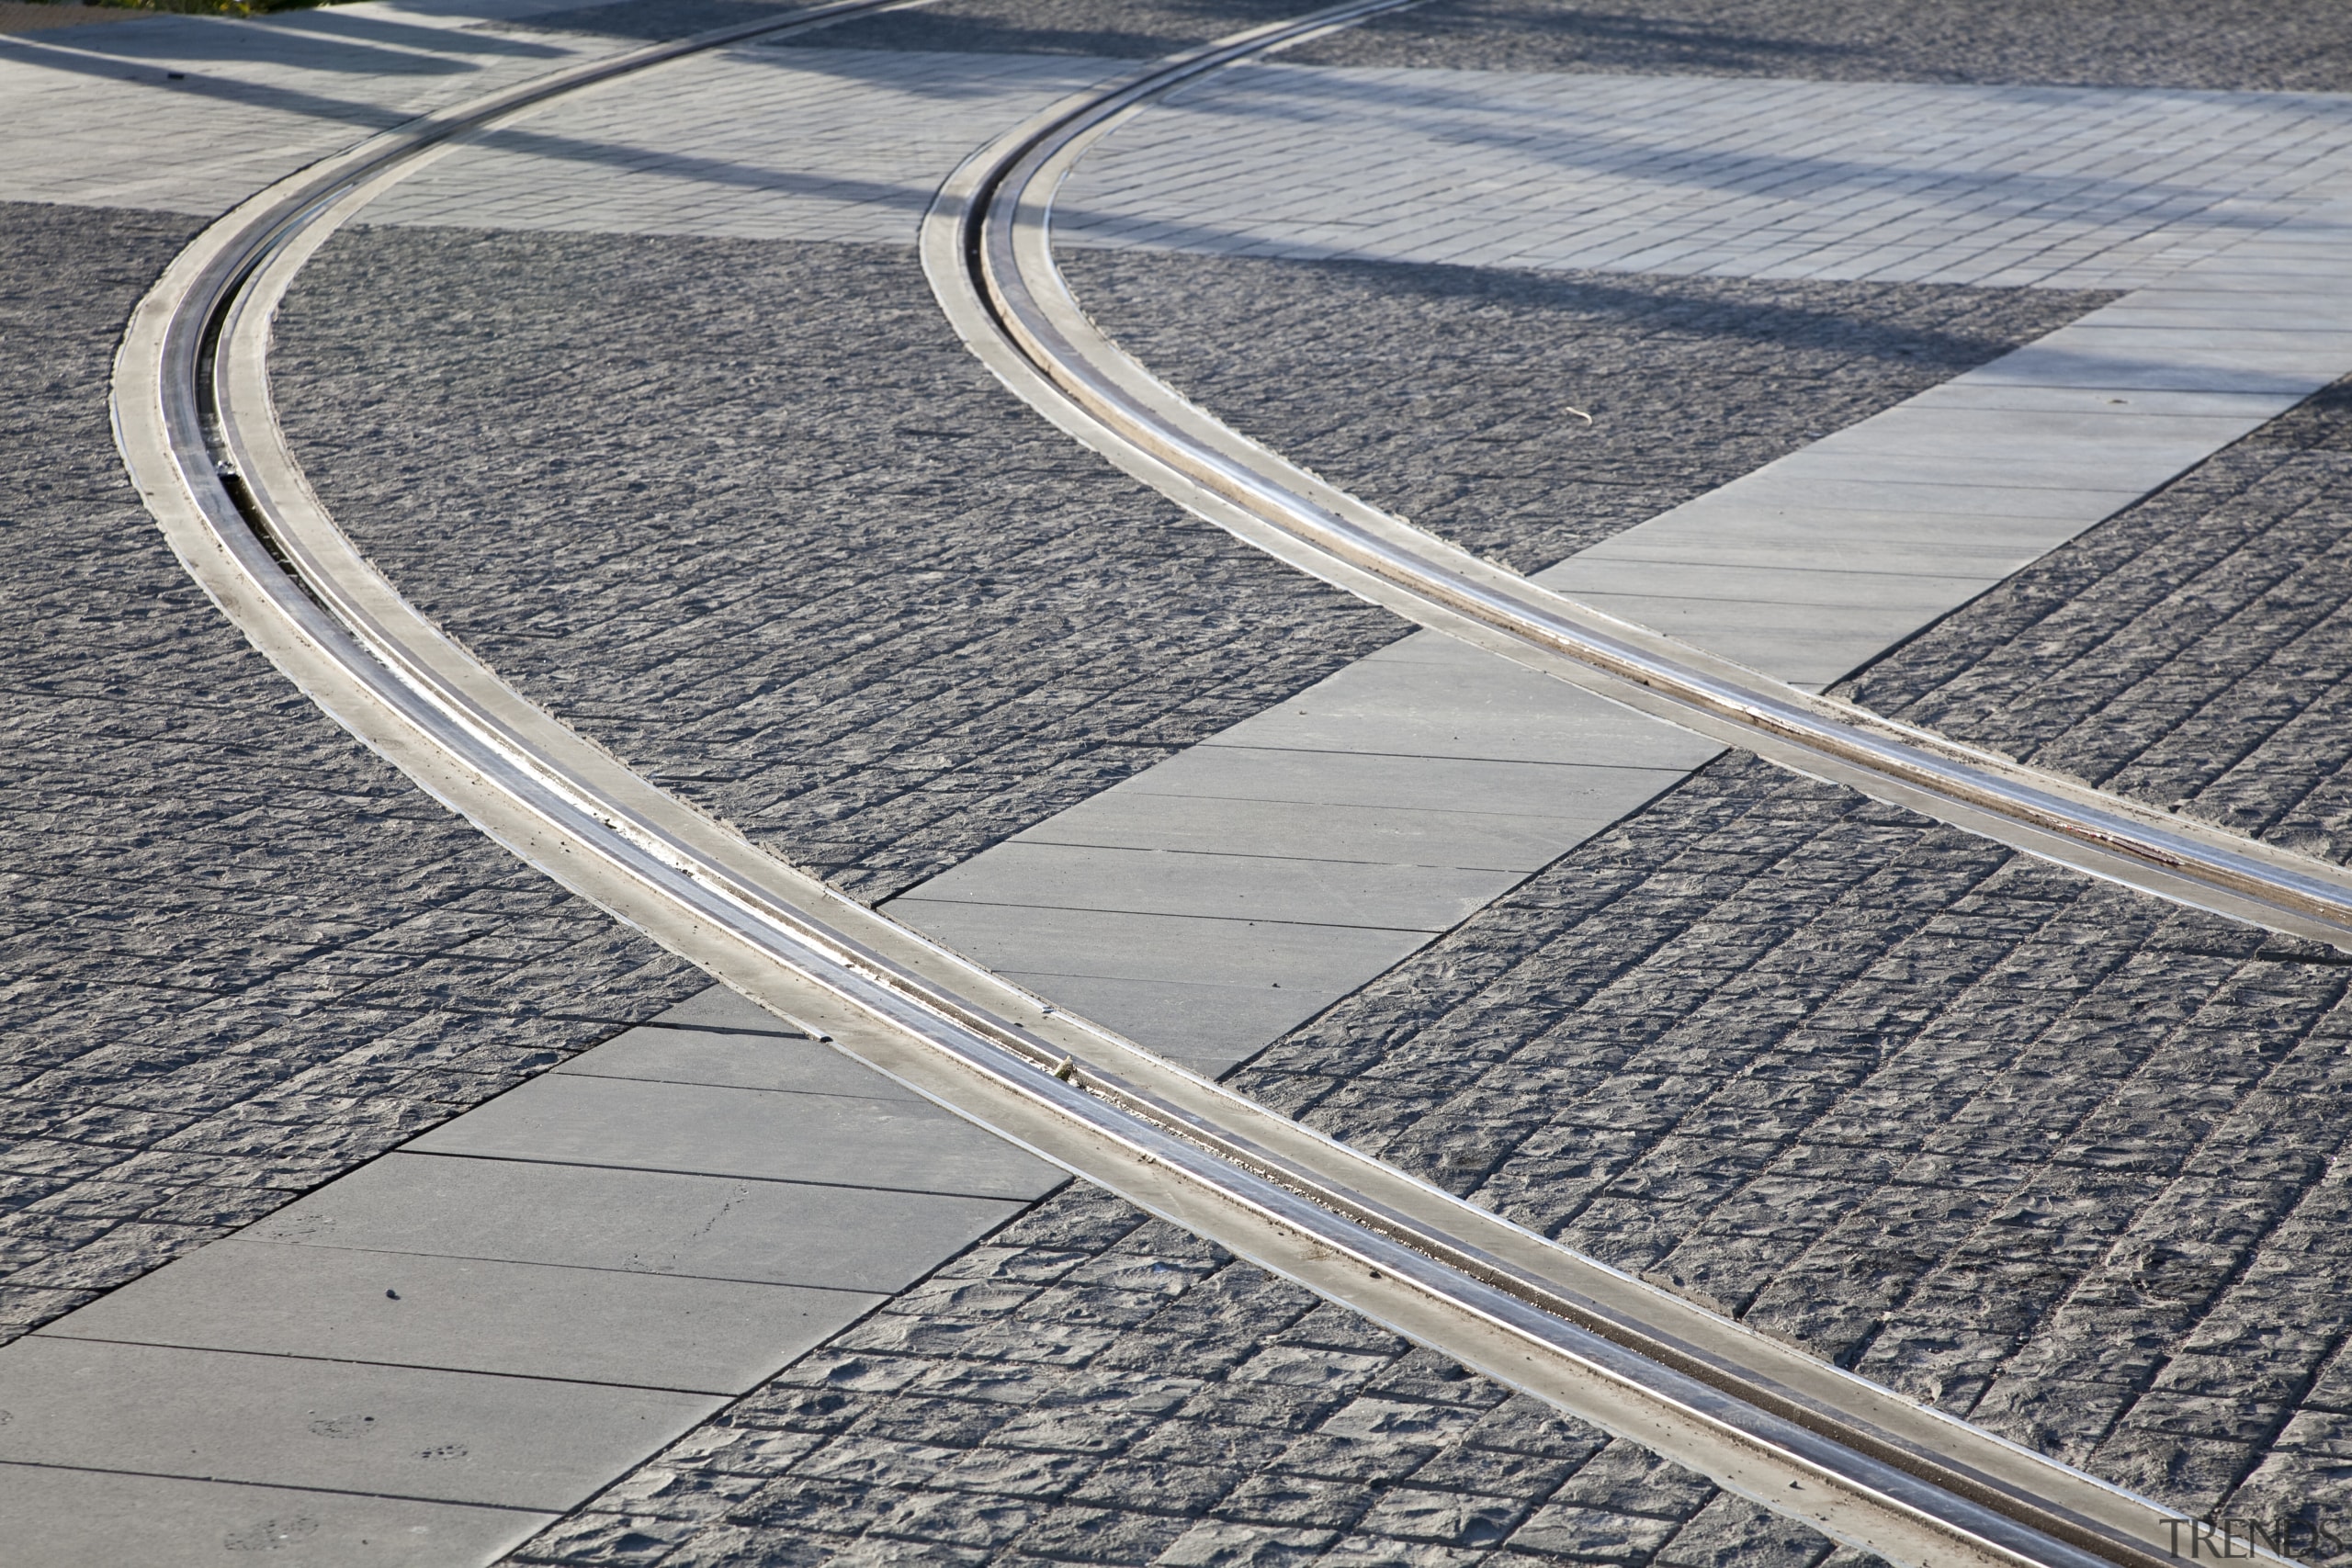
(106, 8), (2274, 1568)
(922, 14), (2352, 957)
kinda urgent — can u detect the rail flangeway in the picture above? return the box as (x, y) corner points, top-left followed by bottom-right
(107, 6), (2301, 1568)
(922, 9), (2352, 958)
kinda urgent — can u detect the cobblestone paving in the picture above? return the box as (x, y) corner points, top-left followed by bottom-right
(272, 227), (2079, 900)
(514, 1182), (1852, 1568)
(762, 0), (2352, 92)
(1061, 249), (2105, 570)
(507, 0), (1305, 51)
(0, 200), (708, 1347)
(272, 225), (1399, 904)
(258, 223), (2084, 1567)
(504, 370), (2352, 1568)
(775, 0), (1335, 60)
(1224, 377), (2352, 1522)
(1283, 0), (2352, 94)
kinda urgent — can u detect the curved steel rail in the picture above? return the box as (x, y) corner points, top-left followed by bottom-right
(107, 9), (2264, 1568)
(922, 10), (2352, 955)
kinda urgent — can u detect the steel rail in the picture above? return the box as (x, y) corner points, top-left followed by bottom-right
(922, 10), (2352, 956)
(107, 10), (2259, 1568)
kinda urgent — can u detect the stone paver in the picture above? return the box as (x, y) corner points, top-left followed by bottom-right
(1057, 63), (2352, 290)
(1283, 0), (2352, 95)
(362, 44), (1111, 239)
(510, 1180), (1811, 1568)
(0, 0), (639, 215)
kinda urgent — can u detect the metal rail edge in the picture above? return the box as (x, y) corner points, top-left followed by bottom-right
(103, 9), (2249, 1568)
(922, 6), (2352, 956)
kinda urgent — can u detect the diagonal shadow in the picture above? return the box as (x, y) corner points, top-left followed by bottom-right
(1067, 62), (2352, 243)
(247, 9), (573, 61)
(1326, 0), (1874, 75)
(1056, 248), (2116, 369)
(1, 17), (481, 75)
(0, 35), (469, 130)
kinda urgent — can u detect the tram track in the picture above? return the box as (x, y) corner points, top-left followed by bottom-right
(925, 15), (2352, 958)
(105, 6), (2312, 1567)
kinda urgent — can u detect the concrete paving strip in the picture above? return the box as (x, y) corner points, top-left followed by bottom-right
(0, 992), (1046, 1563)
(884, 175), (2352, 1061)
(0, 1463), (548, 1568)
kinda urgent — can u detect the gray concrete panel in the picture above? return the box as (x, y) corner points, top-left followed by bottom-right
(42, 1239), (876, 1395)
(1898, 382), (2298, 419)
(645, 986), (808, 1034)
(1585, 502), (2100, 553)
(1768, 446), (2221, 492)
(1668, 472), (2139, 520)
(1965, 338), (2351, 396)
(556, 1024), (922, 1101)
(1576, 532), (2049, 579)
(0, 1337), (720, 1511)
(1015, 785), (1622, 872)
(1820, 406), (2272, 457)
(1544, 558), (1999, 612)
(992, 970), (1348, 1076)
(1212, 646), (1726, 768)
(246, 1153), (1017, 1292)
(888, 897), (1433, 990)
(0, 1461), (548, 1568)
(406, 1074), (1058, 1200)
(1550, 597), (1949, 689)
(906, 840), (1520, 931)
(1133, 741), (1704, 818)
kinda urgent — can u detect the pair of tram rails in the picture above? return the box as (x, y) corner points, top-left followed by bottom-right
(109, 5), (2348, 1563)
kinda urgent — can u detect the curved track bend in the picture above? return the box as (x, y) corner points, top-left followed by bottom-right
(109, 6), (2279, 1568)
(924, 15), (2352, 957)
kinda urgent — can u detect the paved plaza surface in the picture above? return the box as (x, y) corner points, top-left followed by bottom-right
(8, 0), (2352, 1563)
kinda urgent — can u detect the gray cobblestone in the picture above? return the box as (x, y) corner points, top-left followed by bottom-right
(272, 226), (2073, 910)
(731, 0), (2352, 95)
(799, 0), (1335, 58)
(1223, 375), (2352, 1524)
(509, 1185), (1839, 1568)
(271, 226), (1411, 905)
(257, 227), (2097, 1566)
(0, 199), (708, 1342)
(506, 0), (1312, 52)
(1281, 0), (2352, 94)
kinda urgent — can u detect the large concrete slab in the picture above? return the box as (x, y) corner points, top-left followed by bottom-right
(1014, 785), (1626, 873)
(42, 1239), (876, 1393)
(1055, 64), (2352, 289)
(558, 1021), (923, 1100)
(1127, 739), (1700, 818)
(1205, 649), (1725, 768)
(407, 1073), (1059, 1199)
(909, 840), (1519, 931)
(0, 1462), (547, 1568)
(989, 970), (1352, 1077)
(0, 0), (632, 215)
(0, 1337), (720, 1511)
(889, 897), (1435, 991)
(247, 1152), (1016, 1292)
